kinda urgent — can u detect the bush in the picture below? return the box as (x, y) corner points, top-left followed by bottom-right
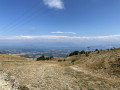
(97, 51), (100, 54)
(58, 60), (62, 62)
(50, 56), (54, 59)
(68, 51), (79, 56)
(36, 55), (54, 61)
(71, 59), (77, 65)
(37, 55), (45, 61)
(71, 59), (76, 63)
(85, 52), (89, 57)
(95, 49), (99, 51)
(19, 85), (29, 90)
(80, 50), (86, 54)
(68, 50), (91, 57)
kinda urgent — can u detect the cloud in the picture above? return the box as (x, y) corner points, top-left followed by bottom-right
(43, 0), (64, 9)
(0, 35), (120, 47)
(0, 35), (120, 48)
(51, 32), (76, 34)
(0, 34), (120, 41)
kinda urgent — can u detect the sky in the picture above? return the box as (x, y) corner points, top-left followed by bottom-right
(0, 0), (120, 48)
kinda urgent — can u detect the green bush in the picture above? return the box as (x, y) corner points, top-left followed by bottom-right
(19, 85), (29, 90)
(68, 51), (80, 56)
(97, 51), (100, 54)
(37, 55), (45, 61)
(95, 49), (99, 51)
(36, 55), (54, 61)
(58, 60), (62, 62)
(80, 50), (86, 54)
(71, 59), (77, 65)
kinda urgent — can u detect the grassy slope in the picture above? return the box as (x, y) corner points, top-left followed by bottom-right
(0, 51), (120, 89)
(0, 49), (120, 90)
(0, 53), (30, 61)
(0, 54), (119, 90)
(62, 48), (120, 79)
(0, 53), (32, 71)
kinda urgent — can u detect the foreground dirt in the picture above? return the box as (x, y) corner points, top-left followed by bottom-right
(0, 61), (120, 90)
(0, 71), (12, 90)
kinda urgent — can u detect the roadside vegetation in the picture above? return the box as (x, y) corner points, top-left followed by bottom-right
(36, 55), (54, 61)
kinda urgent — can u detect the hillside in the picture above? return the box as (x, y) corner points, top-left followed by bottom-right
(61, 48), (120, 79)
(0, 50), (120, 90)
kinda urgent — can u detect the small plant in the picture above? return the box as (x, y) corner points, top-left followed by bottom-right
(71, 59), (77, 65)
(97, 50), (100, 54)
(95, 49), (99, 51)
(19, 85), (29, 90)
(58, 60), (62, 62)
(85, 52), (89, 57)
(50, 56), (54, 59)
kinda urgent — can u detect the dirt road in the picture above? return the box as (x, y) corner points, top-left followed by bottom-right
(0, 71), (12, 90)
(0, 62), (120, 90)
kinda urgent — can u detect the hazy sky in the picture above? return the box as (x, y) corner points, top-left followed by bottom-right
(0, 0), (120, 47)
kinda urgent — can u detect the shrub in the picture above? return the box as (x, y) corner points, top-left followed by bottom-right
(68, 51), (80, 56)
(50, 56), (54, 59)
(95, 49), (99, 51)
(36, 55), (45, 61)
(71, 59), (77, 65)
(97, 51), (100, 54)
(68, 50), (91, 57)
(80, 50), (86, 54)
(85, 52), (89, 57)
(19, 85), (29, 90)
(36, 55), (54, 61)
(58, 60), (62, 62)
(71, 59), (76, 63)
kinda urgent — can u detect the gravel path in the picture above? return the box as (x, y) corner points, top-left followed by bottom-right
(1, 62), (120, 90)
(0, 71), (13, 90)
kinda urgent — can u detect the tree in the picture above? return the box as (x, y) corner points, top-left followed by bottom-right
(68, 51), (79, 56)
(37, 55), (45, 61)
(80, 50), (85, 54)
(95, 49), (99, 51)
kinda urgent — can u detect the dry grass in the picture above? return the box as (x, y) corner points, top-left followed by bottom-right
(61, 48), (120, 82)
(0, 49), (120, 90)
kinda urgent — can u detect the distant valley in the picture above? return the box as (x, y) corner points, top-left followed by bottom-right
(0, 44), (119, 58)
(0, 49), (73, 58)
